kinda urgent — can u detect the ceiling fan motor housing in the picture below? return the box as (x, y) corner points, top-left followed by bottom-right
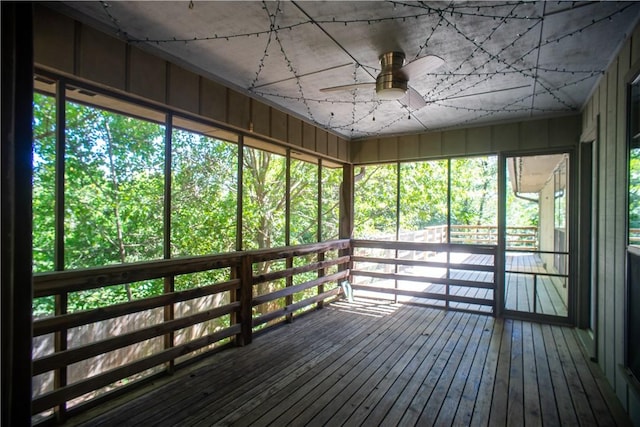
(376, 51), (408, 100)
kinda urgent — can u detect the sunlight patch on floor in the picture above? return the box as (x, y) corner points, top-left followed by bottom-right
(330, 297), (401, 318)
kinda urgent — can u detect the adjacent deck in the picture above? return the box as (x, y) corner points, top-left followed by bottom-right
(71, 299), (627, 426)
(353, 250), (568, 318)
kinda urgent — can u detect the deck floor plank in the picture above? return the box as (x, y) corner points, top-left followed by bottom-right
(69, 300), (629, 427)
(449, 314), (495, 426)
(355, 310), (463, 426)
(542, 323), (580, 426)
(228, 302), (422, 427)
(431, 315), (490, 427)
(317, 310), (447, 426)
(379, 313), (473, 426)
(404, 313), (478, 425)
(507, 320), (525, 427)
(522, 321), (543, 427)
(283, 303), (436, 426)
(488, 318), (513, 426)
(132, 303), (371, 425)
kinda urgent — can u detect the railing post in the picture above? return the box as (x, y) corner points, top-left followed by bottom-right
(317, 250), (325, 309)
(163, 276), (175, 374)
(533, 273), (538, 314)
(54, 293), (68, 422)
(285, 255), (293, 323)
(237, 254), (253, 346)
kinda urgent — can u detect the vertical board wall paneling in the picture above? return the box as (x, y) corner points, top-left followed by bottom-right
(251, 100), (270, 136)
(200, 78), (228, 124)
(379, 137), (398, 161)
(597, 79), (608, 379)
(168, 64), (199, 113)
(338, 137), (348, 161)
(398, 134), (419, 159)
(605, 63), (618, 390)
(419, 131), (442, 158)
(78, 24), (126, 91)
(302, 122), (316, 152)
(227, 89), (251, 130)
(327, 134), (338, 159)
(466, 126), (491, 154)
(128, 46), (167, 104)
(33, 6), (74, 75)
(287, 116), (302, 148)
(632, 25), (640, 64)
(615, 39), (631, 407)
(271, 109), (287, 143)
(521, 119), (548, 149)
(492, 122), (519, 152)
(442, 129), (466, 156)
(316, 128), (328, 156)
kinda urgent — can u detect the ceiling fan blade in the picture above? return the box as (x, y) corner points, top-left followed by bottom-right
(433, 84), (532, 101)
(399, 86), (427, 110)
(400, 55), (445, 79)
(319, 82), (376, 93)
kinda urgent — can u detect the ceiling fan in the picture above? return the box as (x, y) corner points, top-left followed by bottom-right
(319, 51), (445, 110)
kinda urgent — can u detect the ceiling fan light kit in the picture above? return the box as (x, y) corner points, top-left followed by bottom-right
(375, 51), (408, 100)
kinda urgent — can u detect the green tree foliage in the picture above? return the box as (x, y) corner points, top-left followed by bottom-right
(451, 156), (498, 226)
(290, 158), (318, 245)
(321, 165), (342, 241)
(171, 127), (237, 258)
(354, 164), (398, 238)
(355, 157), (499, 241)
(32, 93), (57, 315)
(64, 101), (165, 269)
(399, 160), (448, 232)
(242, 147), (286, 252)
(629, 148), (640, 230)
(32, 93), (56, 273)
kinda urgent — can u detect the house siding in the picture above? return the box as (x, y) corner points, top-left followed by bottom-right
(581, 21), (640, 424)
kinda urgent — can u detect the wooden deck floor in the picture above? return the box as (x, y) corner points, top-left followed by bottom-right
(71, 298), (628, 427)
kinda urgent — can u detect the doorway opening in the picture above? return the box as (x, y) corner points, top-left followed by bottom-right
(504, 153), (570, 321)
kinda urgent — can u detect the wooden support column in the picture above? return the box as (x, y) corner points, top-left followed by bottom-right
(53, 78), (68, 421)
(496, 154), (507, 317)
(163, 113), (174, 373)
(285, 150), (293, 323)
(339, 164), (354, 287)
(317, 160), (325, 309)
(1, 3), (34, 425)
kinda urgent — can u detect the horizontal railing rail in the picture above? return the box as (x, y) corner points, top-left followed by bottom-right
(31, 239), (351, 420)
(31, 235), (506, 420)
(395, 225), (538, 250)
(350, 239), (497, 315)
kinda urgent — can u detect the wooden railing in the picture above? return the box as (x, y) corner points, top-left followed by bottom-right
(396, 225), (538, 250)
(350, 239), (497, 314)
(31, 239), (350, 420)
(630, 228), (640, 246)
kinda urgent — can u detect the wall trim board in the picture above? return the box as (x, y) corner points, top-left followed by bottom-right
(350, 115), (581, 164)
